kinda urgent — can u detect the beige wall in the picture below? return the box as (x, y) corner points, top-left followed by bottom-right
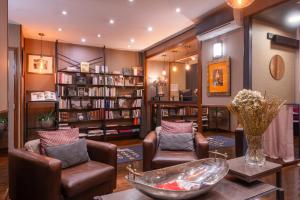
(170, 63), (186, 99)
(106, 48), (140, 71)
(252, 19), (296, 103)
(201, 28), (244, 131)
(0, 0), (8, 112)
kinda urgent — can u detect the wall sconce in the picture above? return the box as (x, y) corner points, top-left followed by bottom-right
(213, 42), (223, 59)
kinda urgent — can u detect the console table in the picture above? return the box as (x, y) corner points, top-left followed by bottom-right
(228, 157), (284, 200)
(97, 178), (279, 200)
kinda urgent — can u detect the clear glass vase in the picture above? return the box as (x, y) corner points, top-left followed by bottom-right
(245, 134), (266, 166)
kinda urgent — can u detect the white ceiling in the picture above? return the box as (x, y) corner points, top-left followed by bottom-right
(9, 0), (224, 51)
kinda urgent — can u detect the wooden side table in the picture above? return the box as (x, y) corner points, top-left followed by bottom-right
(228, 157), (284, 200)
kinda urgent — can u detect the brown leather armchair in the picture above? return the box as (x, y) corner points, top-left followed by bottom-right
(143, 131), (209, 171)
(9, 140), (117, 200)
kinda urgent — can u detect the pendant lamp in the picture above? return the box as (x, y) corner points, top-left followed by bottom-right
(226, 0), (255, 9)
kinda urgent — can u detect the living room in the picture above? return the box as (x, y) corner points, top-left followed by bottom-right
(0, 0), (300, 200)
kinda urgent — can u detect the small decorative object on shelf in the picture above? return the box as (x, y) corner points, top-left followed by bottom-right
(0, 115), (8, 133)
(31, 91), (57, 101)
(80, 62), (90, 73)
(228, 89), (285, 166)
(152, 77), (167, 100)
(37, 111), (56, 128)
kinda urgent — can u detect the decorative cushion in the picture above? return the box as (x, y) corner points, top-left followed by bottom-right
(38, 128), (79, 154)
(161, 120), (193, 134)
(159, 132), (195, 151)
(24, 139), (41, 154)
(45, 139), (90, 169)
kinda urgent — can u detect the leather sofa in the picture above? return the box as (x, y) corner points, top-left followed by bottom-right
(143, 131), (209, 171)
(9, 140), (117, 200)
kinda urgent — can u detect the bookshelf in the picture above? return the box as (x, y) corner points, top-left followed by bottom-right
(55, 41), (144, 140)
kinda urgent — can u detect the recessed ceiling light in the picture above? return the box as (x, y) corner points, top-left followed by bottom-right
(147, 26), (153, 32)
(81, 38), (86, 43)
(287, 13), (300, 25)
(129, 0), (134, 2)
(62, 10), (67, 15)
(176, 8), (181, 13)
(97, 34), (101, 38)
(130, 38), (135, 43)
(58, 28), (62, 32)
(109, 19), (115, 24)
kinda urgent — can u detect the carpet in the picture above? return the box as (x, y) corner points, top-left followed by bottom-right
(117, 145), (143, 164)
(207, 135), (235, 150)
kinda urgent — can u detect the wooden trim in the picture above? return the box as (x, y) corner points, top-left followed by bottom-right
(242, 0), (290, 17)
(243, 16), (252, 89)
(197, 41), (202, 131)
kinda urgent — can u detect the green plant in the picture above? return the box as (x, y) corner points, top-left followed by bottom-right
(37, 111), (55, 122)
(0, 116), (7, 124)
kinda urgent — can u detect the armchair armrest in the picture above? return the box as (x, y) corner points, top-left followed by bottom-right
(143, 131), (157, 172)
(86, 140), (117, 189)
(195, 132), (209, 159)
(9, 149), (61, 200)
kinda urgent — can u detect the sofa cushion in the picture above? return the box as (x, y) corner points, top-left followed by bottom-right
(152, 150), (197, 170)
(45, 139), (90, 169)
(161, 120), (193, 134)
(38, 128), (79, 154)
(24, 139), (41, 154)
(61, 160), (114, 198)
(159, 132), (194, 151)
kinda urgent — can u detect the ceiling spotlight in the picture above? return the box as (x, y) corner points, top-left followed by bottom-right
(109, 19), (115, 24)
(62, 10), (67, 15)
(287, 14), (300, 25)
(147, 26), (153, 32)
(129, 0), (134, 2)
(130, 38), (135, 43)
(176, 8), (181, 13)
(58, 28), (62, 32)
(97, 34), (101, 38)
(185, 64), (191, 71)
(81, 38), (86, 43)
(172, 66), (177, 72)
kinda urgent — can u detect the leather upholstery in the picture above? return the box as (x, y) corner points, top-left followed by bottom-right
(9, 140), (117, 200)
(61, 161), (114, 198)
(143, 131), (209, 171)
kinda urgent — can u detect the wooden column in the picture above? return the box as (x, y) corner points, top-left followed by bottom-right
(197, 41), (203, 132)
(0, 0), (8, 112)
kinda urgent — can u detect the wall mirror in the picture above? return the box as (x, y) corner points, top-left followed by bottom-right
(269, 55), (285, 80)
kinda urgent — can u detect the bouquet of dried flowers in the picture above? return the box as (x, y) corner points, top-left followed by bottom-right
(228, 89), (285, 166)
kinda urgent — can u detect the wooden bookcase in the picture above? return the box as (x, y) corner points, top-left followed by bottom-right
(55, 41), (144, 140)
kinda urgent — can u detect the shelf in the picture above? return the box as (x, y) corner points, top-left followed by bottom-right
(105, 107), (141, 111)
(58, 108), (101, 112)
(57, 83), (105, 87)
(105, 124), (140, 129)
(27, 100), (58, 103)
(57, 71), (143, 78)
(59, 119), (103, 123)
(59, 96), (142, 99)
(57, 70), (105, 75)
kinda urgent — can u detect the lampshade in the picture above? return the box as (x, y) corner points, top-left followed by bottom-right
(226, 0), (255, 9)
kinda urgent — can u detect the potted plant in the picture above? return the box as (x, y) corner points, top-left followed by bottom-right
(0, 116), (7, 132)
(38, 111), (55, 128)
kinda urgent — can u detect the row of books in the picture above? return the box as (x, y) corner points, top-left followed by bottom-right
(95, 65), (109, 74)
(132, 99), (142, 108)
(59, 110), (105, 122)
(122, 67), (143, 76)
(134, 89), (143, 97)
(57, 73), (73, 84)
(105, 110), (141, 119)
(93, 99), (115, 108)
(161, 107), (198, 117)
(88, 87), (117, 97)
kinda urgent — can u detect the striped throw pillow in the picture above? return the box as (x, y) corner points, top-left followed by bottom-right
(38, 128), (79, 154)
(161, 120), (193, 134)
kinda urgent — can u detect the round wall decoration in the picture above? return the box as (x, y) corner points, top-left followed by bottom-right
(269, 55), (285, 80)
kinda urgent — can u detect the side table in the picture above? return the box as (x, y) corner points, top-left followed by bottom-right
(228, 157), (284, 200)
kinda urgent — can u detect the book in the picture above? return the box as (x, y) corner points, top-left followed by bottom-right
(31, 91), (57, 101)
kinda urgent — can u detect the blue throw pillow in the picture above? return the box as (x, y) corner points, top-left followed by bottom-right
(159, 133), (194, 151)
(45, 139), (90, 169)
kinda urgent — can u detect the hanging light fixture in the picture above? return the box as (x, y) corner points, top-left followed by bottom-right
(162, 54), (167, 76)
(184, 45), (191, 71)
(172, 50), (177, 72)
(225, 0), (255, 9)
(38, 33), (46, 73)
(185, 63), (191, 71)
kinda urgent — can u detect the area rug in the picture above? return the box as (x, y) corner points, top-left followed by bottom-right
(207, 135), (235, 150)
(117, 145), (143, 164)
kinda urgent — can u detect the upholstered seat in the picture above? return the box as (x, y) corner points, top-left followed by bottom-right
(143, 131), (209, 171)
(61, 161), (114, 198)
(152, 150), (198, 169)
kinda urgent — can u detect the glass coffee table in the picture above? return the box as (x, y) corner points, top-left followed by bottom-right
(96, 178), (280, 200)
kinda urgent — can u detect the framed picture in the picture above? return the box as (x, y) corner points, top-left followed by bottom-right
(80, 62), (90, 73)
(28, 55), (53, 74)
(207, 57), (231, 96)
